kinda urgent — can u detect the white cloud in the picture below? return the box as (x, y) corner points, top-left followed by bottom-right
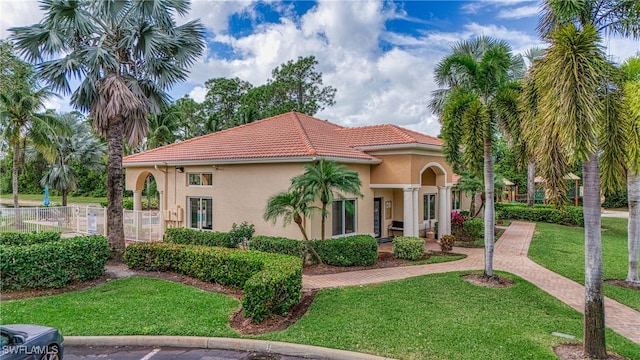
(0, 0), (42, 39)
(497, 5), (540, 19)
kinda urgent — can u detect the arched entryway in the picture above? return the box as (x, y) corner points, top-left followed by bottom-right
(420, 163), (451, 239)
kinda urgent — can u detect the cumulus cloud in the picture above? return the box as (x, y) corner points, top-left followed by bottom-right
(497, 4), (540, 19)
(0, 0), (43, 39)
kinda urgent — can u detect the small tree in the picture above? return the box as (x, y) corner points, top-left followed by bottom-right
(291, 160), (362, 240)
(263, 189), (322, 263)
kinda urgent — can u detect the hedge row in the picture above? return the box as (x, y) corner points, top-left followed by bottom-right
(0, 231), (61, 246)
(495, 203), (584, 226)
(0, 235), (109, 290)
(247, 234), (378, 266)
(392, 236), (424, 260)
(124, 243), (302, 323)
(311, 235), (378, 266)
(164, 228), (240, 248)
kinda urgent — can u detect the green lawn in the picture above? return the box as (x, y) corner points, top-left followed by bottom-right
(528, 218), (640, 312)
(0, 277), (240, 337)
(264, 272), (639, 360)
(0, 193), (106, 206)
(409, 253), (466, 265)
(2, 273), (638, 359)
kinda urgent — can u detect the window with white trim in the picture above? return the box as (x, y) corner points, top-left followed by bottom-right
(188, 173), (212, 186)
(452, 189), (461, 211)
(332, 199), (356, 236)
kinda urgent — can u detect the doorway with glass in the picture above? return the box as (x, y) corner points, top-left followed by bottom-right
(189, 197), (212, 230)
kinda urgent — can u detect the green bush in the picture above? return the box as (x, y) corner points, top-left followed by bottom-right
(311, 235), (378, 266)
(124, 243), (302, 323)
(0, 231), (61, 246)
(164, 228), (240, 248)
(0, 235), (109, 290)
(392, 236), (424, 260)
(228, 222), (255, 246)
(495, 203), (584, 226)
(463, 219), (484, 240)
(249, 235), (308, 259)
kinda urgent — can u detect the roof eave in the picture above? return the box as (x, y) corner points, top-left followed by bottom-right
(355, 143), (443, 152)
(123, 155), (381, 168)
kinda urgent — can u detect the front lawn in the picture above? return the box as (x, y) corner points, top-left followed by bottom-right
(265, 272), (639, 359)
(0, 277), (240, 337)
(528, 218), (640, 312)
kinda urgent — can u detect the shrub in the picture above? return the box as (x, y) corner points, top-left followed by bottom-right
(392, 236), (424, 260)
(228, 222), (255, 247)
(311, 235), (378, 266)
(451, 211), (468, 236)
(495, 203), (584, 226)
(164, 228), (239, 248)
(439, 235), (456, 253)
(0, 235), (109, 290)
(124, 243), (302, 323)
(463, 219), (484, 240)
(0, 231), (61, 246)
(249, 236), (308, 260)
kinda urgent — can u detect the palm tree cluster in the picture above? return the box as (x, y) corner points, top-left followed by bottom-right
(431, 1), (640, 357)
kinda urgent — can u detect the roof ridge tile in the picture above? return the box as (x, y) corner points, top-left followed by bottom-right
(291, 112), (318, 155)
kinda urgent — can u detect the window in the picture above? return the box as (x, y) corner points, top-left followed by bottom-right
(424, 193), (436, 220)
(188, 197), (212, 230)
(188, 173), (212, 186)
(452, 189), (461, 210)
(332, 199), (356, 236)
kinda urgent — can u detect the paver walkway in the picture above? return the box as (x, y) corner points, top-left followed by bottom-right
(303, 221), (640, 345)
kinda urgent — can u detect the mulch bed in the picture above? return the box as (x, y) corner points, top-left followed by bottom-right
(604, 279), (640, 291)
(302, 251), (465, 275)
(461, 273), (515, 288)
(554, 344), (627, 360)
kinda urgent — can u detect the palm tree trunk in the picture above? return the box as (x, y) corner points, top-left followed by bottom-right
(627, 173), (640, 283)
(62, 189), (68, 207)
(321, 202), (327, 240)
(106, 116), (125, 261)
(527, 159), (535, 207)
(12, 140), (22, 227)
(483, 137), (495, 278)
(296, 218), (323, 264)
(583, 153), (607, 359)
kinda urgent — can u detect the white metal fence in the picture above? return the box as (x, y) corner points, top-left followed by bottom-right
(0, 206), (162, 242)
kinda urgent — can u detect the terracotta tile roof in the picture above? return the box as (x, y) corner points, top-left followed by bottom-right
(452, 173), (461, 185)
(123, 112), (443, 164)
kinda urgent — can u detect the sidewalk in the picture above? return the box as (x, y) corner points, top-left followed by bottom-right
(303, 221), (640, 345)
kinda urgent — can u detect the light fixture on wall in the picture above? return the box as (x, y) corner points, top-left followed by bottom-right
(212, 165), (220, 170)
(176, 167), (184, 173)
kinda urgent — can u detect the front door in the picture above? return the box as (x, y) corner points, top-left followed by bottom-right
(374, 197), (382, 238)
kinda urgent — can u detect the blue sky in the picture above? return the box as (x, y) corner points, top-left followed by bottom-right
(1, 0), (639, 136)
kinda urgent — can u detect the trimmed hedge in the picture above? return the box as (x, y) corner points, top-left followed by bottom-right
(249, 236), (308, 259)
(463, 219), (484, 240)
(495, 203), (584, 226)
(0, 235), (109, 290)
(0, 231), (61, 246)
(164, 228), (240, 248)
(392, 236), (424, 260)
(124, 243), (302, 323)
(311, 235), (378, 266)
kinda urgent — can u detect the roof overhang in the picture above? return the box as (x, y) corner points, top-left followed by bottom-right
(355, 143), (443, 154)
(123, 155), (382, 168)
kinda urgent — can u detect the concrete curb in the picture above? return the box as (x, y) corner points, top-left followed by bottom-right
(65, 336), (395, 360)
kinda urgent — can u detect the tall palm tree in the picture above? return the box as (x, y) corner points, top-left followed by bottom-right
(11, 0), (205, 260)
(622, 56), (640, 284)
(527, 1), (640, 356)
(263, 189), (322, 263)
(39, 112), (105, 206)
(430, 36), (525, 278)
(0, 63), (59, 215)
(291, 160), (362, 241)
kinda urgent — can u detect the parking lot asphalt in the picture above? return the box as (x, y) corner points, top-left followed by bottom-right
(65, 346), (309, 360)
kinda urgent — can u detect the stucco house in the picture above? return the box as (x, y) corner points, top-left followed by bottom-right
(122, 112), (470, 240)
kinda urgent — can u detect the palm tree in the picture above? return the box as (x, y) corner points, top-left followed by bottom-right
(0, 59), (59, 216)
(527, 1), (640, 356)
(521, 47), (544, 207)
(263, 189), (322, 263)
(291, 160), (362, 241)
(622, 56), (640, 284)
(430, 36), (525, 278)
(11, 0), (205, 260)
(39, 112), (105, 206)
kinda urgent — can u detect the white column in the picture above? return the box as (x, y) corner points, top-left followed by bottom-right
(438, 186), (448, 239)
(403, 188), (414, 237)
(159, 191), (166, 233)
(445, 185), (452, 235)
(412, 188), (419, 236)
(133, 190), (142, 211)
